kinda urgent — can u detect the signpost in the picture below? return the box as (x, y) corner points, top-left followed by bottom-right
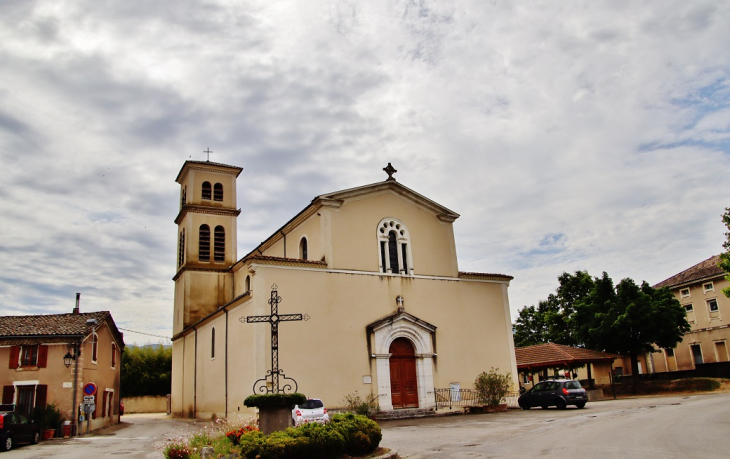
(81, 383), (97, 434)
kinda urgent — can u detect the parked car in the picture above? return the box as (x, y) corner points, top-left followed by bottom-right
(0, 405), (40, 452)
(518, 379), (588, 410)
(292, 398), (329, 426)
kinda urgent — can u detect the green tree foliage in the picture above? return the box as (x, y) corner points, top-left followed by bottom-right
(720, 207), (730, 298)
(572, 273), (690, 379)
(474, 368), (513, 406)
(121, 344), (172, 397)
(513, 271), (593, 347)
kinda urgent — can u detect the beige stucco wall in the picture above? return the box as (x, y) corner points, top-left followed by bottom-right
(174, 263), (518, 419)
(121, 395), (168, 413)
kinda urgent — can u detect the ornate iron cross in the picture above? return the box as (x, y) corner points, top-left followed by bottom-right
(241, 284), (308, 394)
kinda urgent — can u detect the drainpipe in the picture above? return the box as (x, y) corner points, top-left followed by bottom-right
(72, 339), (81, 436)
(194, 328), (197, 419)
(225, 308), (229, 419)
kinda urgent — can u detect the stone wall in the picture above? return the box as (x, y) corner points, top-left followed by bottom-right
(122, 395), (169, 413)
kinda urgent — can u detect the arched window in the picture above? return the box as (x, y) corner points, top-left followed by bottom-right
(178, 229), (185, 268)
(211, 328), (216, 359)
(91, 333), (98, 363)
(245, 275), (251, 293)
(299, 237), (308, 260)
(213, 183), (223, 201)
(202, 181), (212, 200)
(181, 186), (187, 207)
(199, 225), (210, 262)
(111, 343), (117, 368)
(214, 226), (225, 262)
(377, 218), (412, 275)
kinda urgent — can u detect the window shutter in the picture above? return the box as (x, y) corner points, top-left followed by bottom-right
(37, 345), (48, 368)
(102, 391), (108, 417)
(92, 393), (98, 419)
(2, 386), (14, 404)
(35, 385), (48, 408)
(8, 346), (19, 369)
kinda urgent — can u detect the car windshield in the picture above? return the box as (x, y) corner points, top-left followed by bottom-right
(564, 381), (582, 389)
(300, 399), (324, 409)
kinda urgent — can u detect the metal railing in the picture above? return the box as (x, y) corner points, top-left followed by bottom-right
(434, 389), (521, 410)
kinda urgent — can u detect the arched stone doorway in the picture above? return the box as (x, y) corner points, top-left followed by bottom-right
(389, 338), (419, 408)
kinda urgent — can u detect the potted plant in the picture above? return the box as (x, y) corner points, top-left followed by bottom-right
(474, 368), (512, 412)
(32, 403), (64, 439)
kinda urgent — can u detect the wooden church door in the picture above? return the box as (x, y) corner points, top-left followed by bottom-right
(389, 338), (419, 408)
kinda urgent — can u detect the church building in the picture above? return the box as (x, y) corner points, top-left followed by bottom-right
(171, 160), (518, 419)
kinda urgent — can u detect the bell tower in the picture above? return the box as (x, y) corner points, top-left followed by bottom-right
(173, 160), (243, 334)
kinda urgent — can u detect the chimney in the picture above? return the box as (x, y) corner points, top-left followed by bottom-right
(73, 293), (80, 314)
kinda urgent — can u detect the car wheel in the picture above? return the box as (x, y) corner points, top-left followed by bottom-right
(521, 405), (530, 410)
(32, 430), (40, 444)
(540, 405), (548, 410)
(576, 402), (586, 409)
(555, 399), (567, 410)
(0, 435), (12, 452)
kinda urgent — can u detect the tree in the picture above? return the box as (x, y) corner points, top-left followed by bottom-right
(572, 273), (690, 380)
(513, 271), (593, 347)
(720, 207), (730, 298)
(121, 344), (172, 397)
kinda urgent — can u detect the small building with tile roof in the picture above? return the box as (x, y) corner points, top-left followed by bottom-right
(650, 255), (729, 372)
(0, 302), (124, 434)
(171, 160), (518, 419)
(515, 343), (617, 387)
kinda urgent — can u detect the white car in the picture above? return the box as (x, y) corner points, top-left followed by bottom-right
(292, 398), (329, 426)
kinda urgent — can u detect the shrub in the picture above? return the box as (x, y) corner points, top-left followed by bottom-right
(329, 413), (382, 456)
(32, 403), (64, 431)
(162, 440), (191, 459)
(227, 425), (259, 445)
(474, 367), (512, 407)
(244, 393), (307, 409)
(341, 391), (379, 416)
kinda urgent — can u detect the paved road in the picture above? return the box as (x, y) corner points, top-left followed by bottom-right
(3, 413), (201, 459)
(380, 392), (730, 458)
(4, 394), (729, 458)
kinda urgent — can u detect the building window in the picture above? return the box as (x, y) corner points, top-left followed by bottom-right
(299, 237), (308, 260)
(211, 328), (216, 359)
(214, 226), (225, 262)
(245, 275), (251, 293)
(708, 298), (719, 312)
(377, 218), (413, 275)
(665, 348), (674, 357)
(181, 186), (187, 207)
(680, 288), (690, 298)
(703, 282), (714, 293)
(92, 333), (98, 363)
(213, 183), (223, 201)
(199, 225), (211, 262)
(684, 304), (696, 324)
(202, 181), (212, 200)
(690, 344), (703, 365)
(20, 346), (38, 367)
(111, 343), (117, 368)
(178, 229), (185, 268)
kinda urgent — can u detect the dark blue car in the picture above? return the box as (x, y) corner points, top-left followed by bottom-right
(518, 379), (588, 410)
(0, 406), (40, 452)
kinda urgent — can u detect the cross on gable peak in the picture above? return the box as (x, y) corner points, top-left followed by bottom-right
(383, 163), (397, 181)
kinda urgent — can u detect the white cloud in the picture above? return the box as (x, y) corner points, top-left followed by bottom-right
(0, 0), (728, 343)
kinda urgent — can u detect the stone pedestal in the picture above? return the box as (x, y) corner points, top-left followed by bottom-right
(258, 406), (293, 435)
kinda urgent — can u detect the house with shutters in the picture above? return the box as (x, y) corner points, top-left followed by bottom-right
(651, 255), (730, 371)
(0, 304), (124, 434)
(171, 160), (519, 419)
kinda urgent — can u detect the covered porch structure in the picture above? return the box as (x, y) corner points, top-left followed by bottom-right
(515, 343), (617, 389)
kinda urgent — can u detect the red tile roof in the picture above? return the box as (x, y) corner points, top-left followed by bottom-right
(653, 255), (725, 289)
(0, 312), (124, 347)
(515, 343), (617, 370)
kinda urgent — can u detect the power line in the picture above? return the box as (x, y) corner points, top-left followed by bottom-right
(118, 327), (171, 341)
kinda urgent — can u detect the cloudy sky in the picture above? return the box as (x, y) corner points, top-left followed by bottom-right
(1, 0), (728, 344)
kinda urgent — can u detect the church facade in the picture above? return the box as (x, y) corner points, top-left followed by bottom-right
(171, 160), (518, 419)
